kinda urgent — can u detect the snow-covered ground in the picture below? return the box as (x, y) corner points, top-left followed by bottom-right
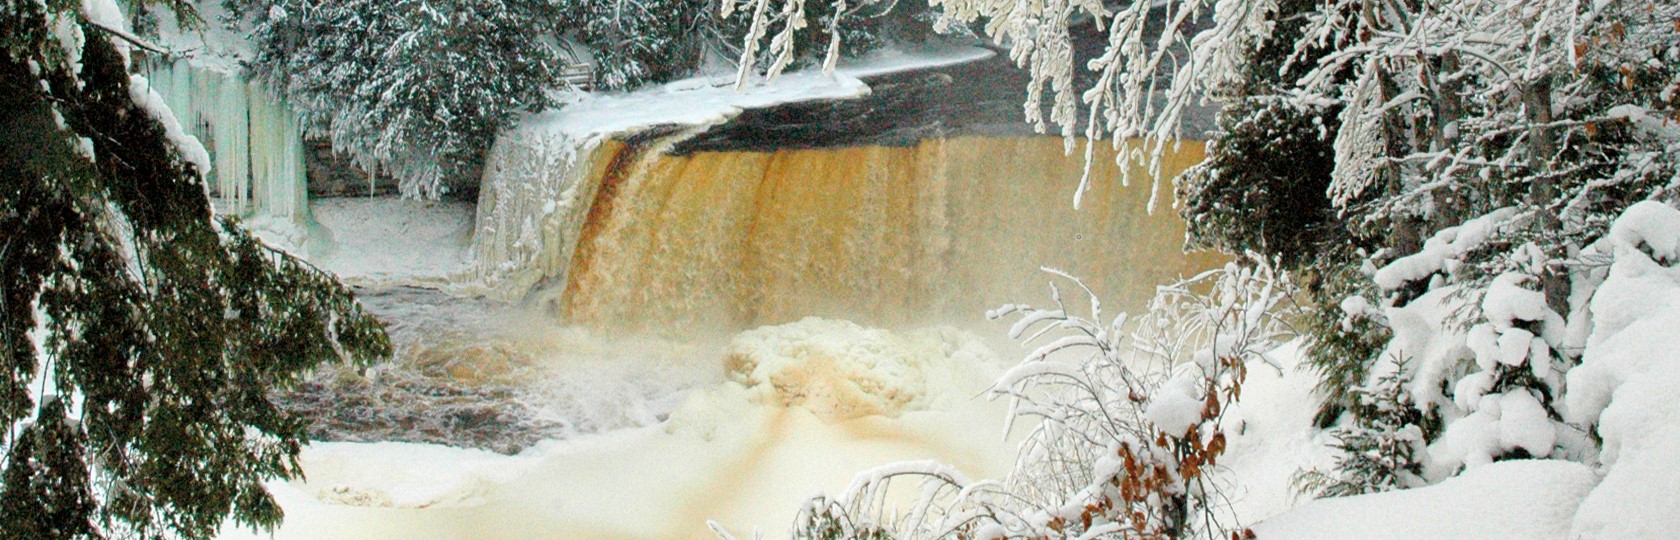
(308, 196), (474, 286)
(1253, 202), (1680, 539)
(1256, 460), (1599, 539)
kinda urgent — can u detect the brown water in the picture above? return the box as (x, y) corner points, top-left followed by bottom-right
(548, 136), (1220, 333)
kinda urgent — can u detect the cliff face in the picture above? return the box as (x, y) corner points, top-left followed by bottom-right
(672, 50), (1039, 154)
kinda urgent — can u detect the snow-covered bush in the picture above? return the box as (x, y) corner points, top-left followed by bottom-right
(767, 259), (1296, 539)
(1294, 363), (1425, 497)
(1561, 201), (1680, 537)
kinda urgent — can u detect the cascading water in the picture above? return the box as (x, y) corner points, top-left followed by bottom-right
(225, 47), (1236, 539)
(471, 133), (1221, 334)
(251, 130), (1222, 538)
(143, 58), (314, 252)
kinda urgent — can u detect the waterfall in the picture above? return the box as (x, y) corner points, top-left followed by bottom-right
(143, 58), (313, 252)
(471, 132), (1220, 333)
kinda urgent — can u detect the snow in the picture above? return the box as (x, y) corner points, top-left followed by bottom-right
(308, 197), (473, 287)
(1254, 201), (1680, 539)
(48, 10), (83, 77)
(1254, 460), (1598, 540)
(514, 45), (992, 148)
(1373, 208), (1518, 291)
(834, 44), (996, 79)
(81, 0), (124, 30)
(1375, 286), (1471, 414)
(1495, 391), (1554, 458)
(1213, 341), (1339, 525)
(1480, 273), (1558, 332)
(126, 74), (212, 176)
(1607, 200), (1680, 265)
(1561, 201), (1680, 538)
(1495, 327), (1533, 366)
(1430, 389), (1558, 472)
(1144, 370), (1206, 436)
(295, 442), (530, 509)
(151, 0), (256, 73)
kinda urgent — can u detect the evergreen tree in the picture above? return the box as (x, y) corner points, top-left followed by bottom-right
(564, 0), (713, 90)
(1, 1), (389, 538)
(1295, 364), (1427, 497)
(234, 0), (568, 199)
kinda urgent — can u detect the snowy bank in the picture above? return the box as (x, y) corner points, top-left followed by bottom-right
(1256, 201), (1680, 539)
(1254, 459), (1597, 540)
(308, 197), (473, 286)
(1562, 201), (1680, 538)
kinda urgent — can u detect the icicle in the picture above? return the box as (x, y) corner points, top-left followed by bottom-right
(141, 59), (313, 252)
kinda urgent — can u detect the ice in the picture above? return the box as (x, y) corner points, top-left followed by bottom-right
(308, 197), (473, 287)
(141, 59), (313, 254)
(723, 317), (985, 422)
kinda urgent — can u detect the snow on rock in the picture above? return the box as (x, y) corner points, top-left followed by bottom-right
(518, 44), (993, 146)
(722, 317), (993, 422)
(309, 197), (473, 286)
(1563, 201), (1680, 538)
(1254, 459), (1598, 540)
(503, 45), (990, 153)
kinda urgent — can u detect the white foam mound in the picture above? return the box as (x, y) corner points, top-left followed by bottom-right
(723, 317), (989, 422)
(289, 442), (532, 509)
